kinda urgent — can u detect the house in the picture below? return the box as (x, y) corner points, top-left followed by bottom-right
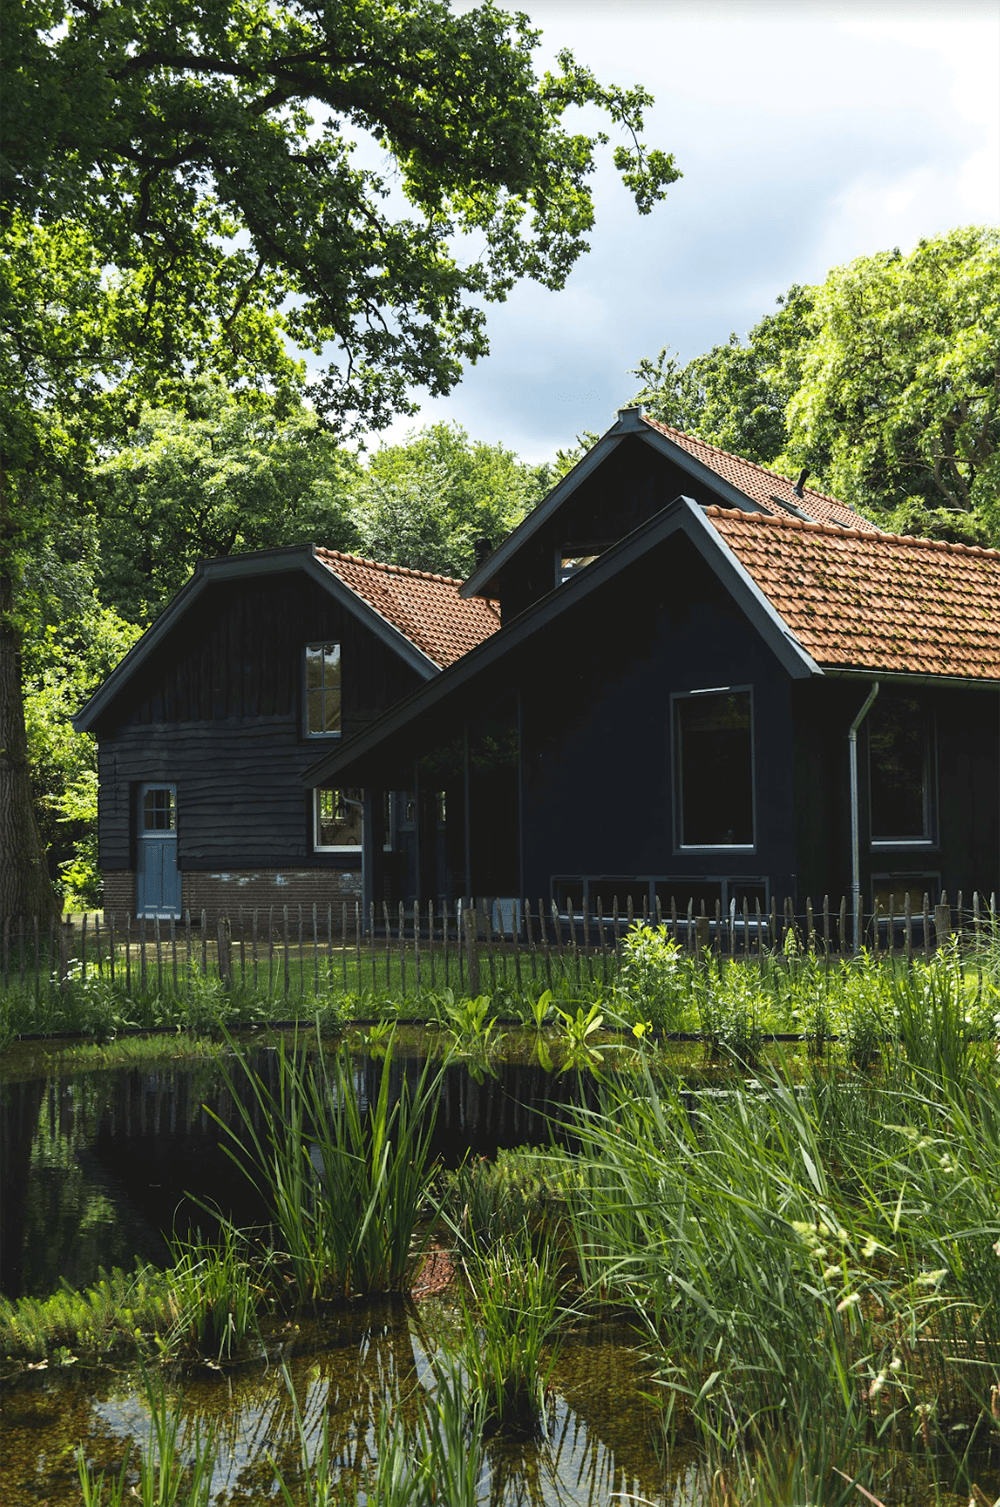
(72, 546), (499, 921)
(78, 405), (1000, 928)
(304, 407), (1000, 923)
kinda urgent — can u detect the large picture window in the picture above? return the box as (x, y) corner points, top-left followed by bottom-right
(674, 689), (754, 849)
(304, 642), (341, 735)
(314, 788), (363, 850)
(869, 695), (934, 844)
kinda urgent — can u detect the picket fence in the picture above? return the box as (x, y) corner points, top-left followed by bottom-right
(0, 888), (995, 1002)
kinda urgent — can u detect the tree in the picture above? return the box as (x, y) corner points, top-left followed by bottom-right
(630, 286), (813, 466)
(350, 422), (551, 576)
(1, 0), (678, 915)
(630, 228), (1000, 542)
(785, 227), (1000, 538)
(93, 379), (360, 624)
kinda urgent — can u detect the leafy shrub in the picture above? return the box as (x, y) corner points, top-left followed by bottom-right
(618, 924), (688, 1031)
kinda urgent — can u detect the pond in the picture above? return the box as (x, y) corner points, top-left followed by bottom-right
(1, 1040), (692, 1506)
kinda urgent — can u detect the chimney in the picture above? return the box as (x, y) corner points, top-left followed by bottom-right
(793, 468), (809, 499)
(474, 536), (492, 569)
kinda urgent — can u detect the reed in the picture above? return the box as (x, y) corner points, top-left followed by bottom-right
(164, 1223), (265, 1362)
(77, 1372), (216, 1507)
(456, 1225), (564, 1436)
(213, 1026), (446, 1305)
(562, 1051), (1000, 1500)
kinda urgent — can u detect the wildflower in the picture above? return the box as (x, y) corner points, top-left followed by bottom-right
(915, 1268), (948, 1289)
(862, 1237), (879, 1259)
(836, 1293), (861, 1312)
(822, 1264), (841, 1283)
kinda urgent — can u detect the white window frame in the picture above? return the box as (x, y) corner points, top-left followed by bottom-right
(313, 787), (364, 852)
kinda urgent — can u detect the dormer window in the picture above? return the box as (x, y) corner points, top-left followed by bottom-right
(557, 545), (610, 586)
(304, 642), (341, 735)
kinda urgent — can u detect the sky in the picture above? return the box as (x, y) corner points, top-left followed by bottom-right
(372, 0), (1000, 463)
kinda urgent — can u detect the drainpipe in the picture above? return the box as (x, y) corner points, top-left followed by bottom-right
(849, 681), (880, 952)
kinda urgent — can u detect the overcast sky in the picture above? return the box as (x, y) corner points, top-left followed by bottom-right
(372, 0), (1000, 463)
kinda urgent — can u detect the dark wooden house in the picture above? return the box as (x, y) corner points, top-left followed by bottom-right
(73, 547), (499, 921)
(306, 407), (1000, 922)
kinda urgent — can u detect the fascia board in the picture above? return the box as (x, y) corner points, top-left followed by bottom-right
(638, 423), (771, 514)
(682, 506), (821, 680)
(73, 545), (438, 733)
(459, 429), (626, 598)
(304, 496), (818, 786)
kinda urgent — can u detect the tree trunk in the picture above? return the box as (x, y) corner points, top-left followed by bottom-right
(0, 567), (58, 919)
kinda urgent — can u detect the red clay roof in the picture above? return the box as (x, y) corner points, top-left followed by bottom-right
(644, 417), (881, 533)
(314, 549), (500, 668)
(707, 506), (1000, 680)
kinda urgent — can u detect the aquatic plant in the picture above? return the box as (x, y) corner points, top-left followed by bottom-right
(77, 1372), (216, 1507)
(214, 1026), (446, 1305)
(0, 1263), (175, 1368)
(165, 1223), (264, 1362)
(618, 923), (690, 1031)
(562, 1054), (1000, 1500)
(456, 1226), (564, 1436)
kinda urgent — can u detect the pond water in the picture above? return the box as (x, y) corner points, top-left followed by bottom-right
(1, 1043), (697, 1506)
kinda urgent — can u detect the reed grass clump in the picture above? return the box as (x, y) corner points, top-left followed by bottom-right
(455, 1227), (564, 1437)
(165, 1224), (265, 1362)
(561, 1050), (1000, 1501)
(214, 1027), (446, 1306)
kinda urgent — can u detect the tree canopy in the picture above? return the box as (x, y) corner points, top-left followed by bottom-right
(632, 227), (1000, 541)
(1, 0), (678, 916)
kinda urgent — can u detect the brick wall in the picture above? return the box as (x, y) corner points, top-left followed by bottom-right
(102, 868), (362, 929)
(102, 871), (134, 923)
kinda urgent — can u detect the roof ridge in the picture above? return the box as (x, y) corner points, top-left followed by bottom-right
(705, 505), (1000, 559)
(643, 416), (857, 513)
(315, 547), (466, 587)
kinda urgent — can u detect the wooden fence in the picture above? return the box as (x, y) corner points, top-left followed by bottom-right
(1, 889), (995, 1003)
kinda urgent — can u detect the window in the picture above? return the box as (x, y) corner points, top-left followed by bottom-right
(674, 689), (754, 848)
(304, 642), (341, 735)
(142, 786), (175, 831)
(557, 545), (611, 586)
(869, 695), (934, 844)
(314, 787), (363, 850)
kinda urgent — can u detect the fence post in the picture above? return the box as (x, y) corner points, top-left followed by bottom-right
(934, 894), (952, 951)
(463, 902), (480, 996)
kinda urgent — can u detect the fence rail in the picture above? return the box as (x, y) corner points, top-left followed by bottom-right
(1, 889), (994, 1006)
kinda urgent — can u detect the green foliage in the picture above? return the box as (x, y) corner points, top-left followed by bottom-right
(24, 603), (142, 903)
(214, 1028), (445, 1305)
(787, 226), (1000, 535)
(164, 1224), (264, 1363)
(618, 923), (688, 1031)
(456, 1227), (564, 1436)
(350, 421), (551, 577)
(631, 284), (813, 466)
(77, 1373), (216, 1507)
(632, 226), (1000, 542)
(0, 1263), (174, 1368)
(91, 381), (359, 624)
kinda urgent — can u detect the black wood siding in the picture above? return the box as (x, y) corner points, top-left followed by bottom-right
(95, 569), (424, 870)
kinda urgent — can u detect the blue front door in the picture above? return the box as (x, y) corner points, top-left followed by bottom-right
(136, 784), (181, 918)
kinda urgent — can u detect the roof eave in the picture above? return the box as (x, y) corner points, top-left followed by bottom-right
(822, 665), (1000, 692)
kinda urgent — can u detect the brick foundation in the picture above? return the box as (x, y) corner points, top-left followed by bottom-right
(103, 868), (362, 929)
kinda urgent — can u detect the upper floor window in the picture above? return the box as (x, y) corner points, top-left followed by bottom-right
(674, 688), (755, 849)
(557, 545), (611, 586)
(304, 642), (341, 736)
(869, 694), (935, 845)
(314, 787), (363, 850)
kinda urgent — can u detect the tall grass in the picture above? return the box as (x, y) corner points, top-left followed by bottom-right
(560, 1042), (1000, 1502)
(77, 1372), (216, 1507)
(213, 1027), (446, 1305)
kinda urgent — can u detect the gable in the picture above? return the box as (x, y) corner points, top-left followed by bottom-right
(74, 546), (500, 736)
(461, 406), (877, 619)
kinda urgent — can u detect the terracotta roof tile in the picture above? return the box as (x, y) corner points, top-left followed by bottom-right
(314, 549), (500, 668)
(644, 417), (882, 532)
(706, 507), (1000, 680)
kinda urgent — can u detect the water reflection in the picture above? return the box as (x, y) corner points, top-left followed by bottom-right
(1, 1303), (684, 1507)
(1, 1048), (595, 1299)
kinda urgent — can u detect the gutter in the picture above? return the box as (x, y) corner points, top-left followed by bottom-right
(849, 681), (880, 952)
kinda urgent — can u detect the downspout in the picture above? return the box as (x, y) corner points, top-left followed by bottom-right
(849, 681), (880, 953)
